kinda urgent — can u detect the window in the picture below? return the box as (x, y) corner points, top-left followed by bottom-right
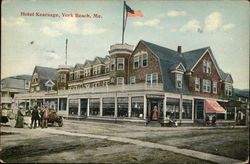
(176, 74), (183, 88)
(117, 77), (124, 85)
(225, 84), (233, 96)
(102, 97), (115, 116)
(166, 98), (180, 119)
(117, 58), (124, 70)
(69, 99), (78, 115)
(146, 73), (158, 84)
(77, 71), (80, 79)
(85, 69), (91, 76)
(203, 79), (211, 93)
(213, 81), (217, 94)
(131, 97), (144, 118)
(111, 58), (115, 71)
(33, 73), (38, 83)
(195, 77), (200, 91)
(142, 53), (148, 67)
(146, 74), (151, 84)
(133, 56), (139, 69)
(59, 98), (67, 111)
(118, 97), (129, 117)
(130, 76), (136, 84)
(61, 74), (66, 83)
(93, 67), (97, 75)
(89, 98), (100, 115)
(203, 60), (211, 73)
(105, 64), (110, 73)
(182, 99), (192, 119)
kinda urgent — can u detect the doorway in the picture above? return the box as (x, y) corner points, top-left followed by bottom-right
(147, 98), (163, 122)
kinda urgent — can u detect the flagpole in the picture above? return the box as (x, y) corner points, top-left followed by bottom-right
(65, 38), (68, 65)
(122, 1), (125, 44)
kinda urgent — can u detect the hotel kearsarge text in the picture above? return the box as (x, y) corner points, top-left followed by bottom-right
(20, 12), (102, 18)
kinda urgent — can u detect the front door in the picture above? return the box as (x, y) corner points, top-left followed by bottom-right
(147, 98), (163, 122)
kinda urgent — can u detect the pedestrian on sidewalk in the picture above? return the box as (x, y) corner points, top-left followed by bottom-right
(30, 106), (40, 129)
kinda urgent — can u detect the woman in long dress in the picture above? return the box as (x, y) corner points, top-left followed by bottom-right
(152, 106), (158, 120)
(15, 108), (24, 128)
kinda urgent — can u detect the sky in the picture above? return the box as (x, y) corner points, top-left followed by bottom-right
(1, 0), (249, 89)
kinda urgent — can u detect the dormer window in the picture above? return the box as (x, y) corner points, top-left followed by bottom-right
(225, 84), (232, 96)
(203, 60), (211, 74)
(33, 73), (38, 83)
(105, 64), (110, 73)
(117, 58), (124, 70)
(176, 74), (183, 88)
(133, 56), (139, 69)
(142, 53), (148, 67)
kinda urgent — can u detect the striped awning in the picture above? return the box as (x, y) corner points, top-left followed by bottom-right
(205, 99), (226, 113)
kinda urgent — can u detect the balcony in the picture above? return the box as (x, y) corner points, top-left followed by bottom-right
(15, 83), (164, 99)
(1, 97), (13, 103)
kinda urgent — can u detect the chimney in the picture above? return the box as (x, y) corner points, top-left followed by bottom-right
(177, 46), (182, 53)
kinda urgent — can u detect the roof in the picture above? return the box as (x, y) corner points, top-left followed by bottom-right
(2, 74), (32, 81)
(140, 40), (229, 94)
(182, 47), (210, 71)
(35, 66), (57, 81)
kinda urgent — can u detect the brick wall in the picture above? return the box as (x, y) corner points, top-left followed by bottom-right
(128, 42), (162, 84)
(189, 51), (222, 97)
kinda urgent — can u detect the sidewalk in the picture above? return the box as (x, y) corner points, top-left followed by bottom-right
(39, 128), (245, 164)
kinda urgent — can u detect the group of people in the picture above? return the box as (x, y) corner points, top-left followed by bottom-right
(14, 105), (51, 129)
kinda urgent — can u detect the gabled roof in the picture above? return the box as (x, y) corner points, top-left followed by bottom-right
(182, 47), (209, 71)
(74, 63), (84, 70)
(83, 60), (93, 67)
(35, 66), (57, 81)
(219, 69), (233, 83)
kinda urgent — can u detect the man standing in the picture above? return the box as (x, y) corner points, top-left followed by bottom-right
(30, 106), (40, 129)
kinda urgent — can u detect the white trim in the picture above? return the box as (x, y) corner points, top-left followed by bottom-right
(175, 63), (186, 72)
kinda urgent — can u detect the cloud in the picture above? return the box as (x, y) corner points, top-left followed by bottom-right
(53, 18), (79, 34)
(170, 28), (177, 32)
(2, 17), (29, 26)
(44, 50), (60, 60)
(204, 12), (221, 32)
(82, 23), (106, 35)
(167, 10), (187, 17)
(40, 26), (62, 37)
(40, 18), (106, 37)
(133, 18), (160, 27)
(180, 19), (200, 32)
(221, 24), (235, 31)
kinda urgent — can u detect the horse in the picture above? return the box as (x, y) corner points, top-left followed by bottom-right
(40, 108), (63, 128)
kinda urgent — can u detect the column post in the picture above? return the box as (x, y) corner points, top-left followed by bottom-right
(163, 94), (167, 122)
(57, 98), (60, 111)
(78, 98), (81, 117)
(179, 94), (183, 125)
(234, 107), (237, 121)
(192, 98), (195, 122)
(66, 97), (69, 117)
(100, 97), (103, 117)
(87, 98), (90, 117)
(143, 95), (147, 120)
(128, 95), (132, 118)
(114, 94), (118, 118)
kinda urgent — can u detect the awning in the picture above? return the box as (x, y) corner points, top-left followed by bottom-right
(205, 99), (226, 113)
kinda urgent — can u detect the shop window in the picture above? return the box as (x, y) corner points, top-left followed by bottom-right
(133, 56), (139, 69)
(131, 96), (144, 118)
(117, 58), (124, 70)
(117, 77), (124, 85)
(166, 98), (180, 119)
(182, 99), (192, 119)
(142, 53), (148, 67)
(130, 76), (136, 84)
(176, 73), (182, 88)
(118, 97), (128, 117)
(213, 81), (217, 94)
(69, 99), (78, 115)
(195, 77), (200, 91)
(89, 98), (100, 115)
(103, 97), (115, 116)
